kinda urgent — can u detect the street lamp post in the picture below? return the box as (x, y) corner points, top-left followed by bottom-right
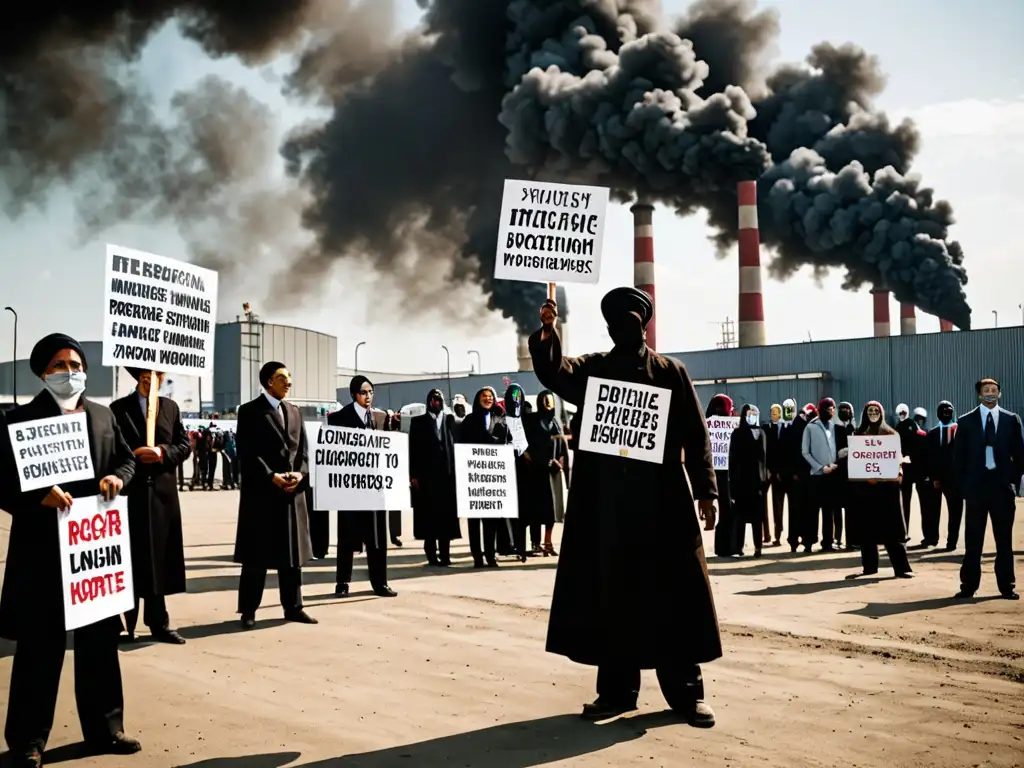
(355, 341), (366, 372)
(4, 307), (16, 405)
(441, 345), (452, 401)
(468, 349), (481, 374)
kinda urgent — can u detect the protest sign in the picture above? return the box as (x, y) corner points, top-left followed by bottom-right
(58, 495), (134, 631)
(311, 425), (410, 510)
(577, 378), (672, 464)
(507, 417), (529, 456)
(7, 413), (94, 492)
(494, 179), (608, 285)
(707, 416), (740, 471)
(102, 243), (219, 377)
(455, 444), (518, 519)
(847, 435), (902, 480)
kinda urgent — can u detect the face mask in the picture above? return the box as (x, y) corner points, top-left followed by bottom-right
(839, 410), (853, 423)
(745, 413), (759, 426)
(428, 399), (443, 414)
(783, 407), (795, 420)
(867, 411), (881, 423)
(897, 412), (908, 422)
(938, 409), (953, 424)
(608, 314), (644, 348)
(980, 394), (998, 406)
(44, 371), (87, 399)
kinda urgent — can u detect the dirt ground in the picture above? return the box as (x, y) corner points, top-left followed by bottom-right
(1, 491), (1021, 768)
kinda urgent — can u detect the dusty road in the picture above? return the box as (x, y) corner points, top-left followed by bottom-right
(1, 492), (1021, 768)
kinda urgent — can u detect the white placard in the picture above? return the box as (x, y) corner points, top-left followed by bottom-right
(707, 416), (740, 471)
(310, 425), (410, 510)
(102, 244), (219, 377)
(7, 413), (95, 492)
(455, 444), (519, 519)
(494, 179), (608, 285)
(577, 377), (672, 464)
(847, 435), (902, 480)
(58, 495), (135, 631)
(507, 417), (529, 456)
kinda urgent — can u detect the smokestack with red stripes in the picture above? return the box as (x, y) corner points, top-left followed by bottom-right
(900, 302), (917, 335)
(872, 287), (891, 337)
(631, 197), (657, 351)
(737, 181), (766, 346)
(939, 318), (954, 332)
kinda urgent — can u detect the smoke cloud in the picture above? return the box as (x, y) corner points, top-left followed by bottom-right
(0, 0), (971, 333)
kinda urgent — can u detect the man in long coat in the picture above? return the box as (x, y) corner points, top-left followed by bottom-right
(233, 361), (317, 628)
(110, 367), (191, 644)
(1, 334), (142, 765)
(409, 388), (462, 566)
(529, 288), (720, 727)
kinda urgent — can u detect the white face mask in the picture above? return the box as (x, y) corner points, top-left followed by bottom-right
(44, 371), (87, 399)
(897, 412), (908, 421)
(746, 413), (759, 426)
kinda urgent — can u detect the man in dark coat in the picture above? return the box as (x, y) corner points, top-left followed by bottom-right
(409, 388), (462, 566)
(926, 400), (963, 551)
(110, 368), (191, 644)
(329, 375), (398, 597)
(232, 361), (317, 629)
(530, 288), (720, 728)
(0, 334), (142, 766)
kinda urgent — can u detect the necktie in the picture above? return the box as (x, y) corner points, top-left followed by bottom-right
(985, 412), (995, 446)
(365, 409), (374, 429)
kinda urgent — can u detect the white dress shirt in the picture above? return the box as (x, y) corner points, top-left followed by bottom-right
(264, 391), (283, 413)
(353, 401), (372, 427)
(980, 404), (999, 470)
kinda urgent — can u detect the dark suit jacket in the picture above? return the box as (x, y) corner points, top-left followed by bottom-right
(409, 411), (461, 540)
(926, 422), (959, 488)
(232, 395), (312, 568)
(0, 392), (136, 639)
(953, 405), (1024, 501)
(764, 420), (785, 475)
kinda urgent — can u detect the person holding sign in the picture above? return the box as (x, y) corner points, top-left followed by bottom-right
(0, 334), (142, 765)
(522, 389), (569, 556)
(110, 368), (191, 644)
(457, 387), (509, 568)
(501, 383), (530, 562)
(728, 405), (769, 559)
(529, 288), (720, 728)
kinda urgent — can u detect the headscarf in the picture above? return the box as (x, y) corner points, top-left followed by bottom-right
(803, 403), (818, 420)
(838, 401), (855, 426)
(740, 403), (761, 440)
(426, 388), (444, 414)
(706, 393), (734, 418)
(349, 374), (372, 399)
(856, 401), (896, 435)
(894, 402), (909, 421)
(504, 383), (524, 418)
(472, 387), (498, 412)
(29, 333), (87, 377)
(536, 389), (559, 433)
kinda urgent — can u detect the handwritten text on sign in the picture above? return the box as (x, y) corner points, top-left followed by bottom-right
(102, 243), (219, 377)
(455, 444), (519, 519)
(311, 425), (410, 510)
(58, 495), (135, 631)
(707, 416), (740, 471)
(847, 435), (902, 480)
(7, 413), (95, 492)
(494, 179), (609, 285)
(577, 378), (672, 464)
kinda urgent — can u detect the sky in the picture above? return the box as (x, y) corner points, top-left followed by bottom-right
(2, 0), (1023, 384)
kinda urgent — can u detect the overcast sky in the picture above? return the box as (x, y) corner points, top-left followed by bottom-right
(2, 0), (1022, 380)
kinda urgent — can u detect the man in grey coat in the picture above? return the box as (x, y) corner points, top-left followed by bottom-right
(801, 397), (842, 552)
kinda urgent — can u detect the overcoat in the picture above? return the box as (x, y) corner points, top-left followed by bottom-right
(728, 423), (769, 525)
(0, 392), (136, 640)
(529, 328), (722, 668)
(232, 395), (313, 568)
(330, 404), (392, 552)
(409, 410), (462, 541)
(110, 393), (190, 596)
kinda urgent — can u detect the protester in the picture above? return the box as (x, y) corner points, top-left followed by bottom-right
(801, 397), (842, 552)
(529, 287), (719, 728)
(780, 399), (811, 552)
(707, 393), (737, 557)
(501, 383), (529, 561)
(893, 402), (926, 539)
(522, 389), (568, 556)
(409, 388), (462, 567)
(457, 386), (508, 568)
(764, 403), (785, 546)
(729, 404), (769, 558)
(110, 368), (191, 645)
(835, 401), (857, 550)
(925, 400), (962, 551)
(0, 333), (142, 765)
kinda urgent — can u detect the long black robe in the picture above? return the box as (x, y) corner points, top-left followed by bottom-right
(409, 411), (462, 541)
(728, 424), (768, 524)
(530, 327), (721, 668)
(522, 406), (568, 527)
(0, 392), (137, 640)
(110, 393), (191, 597)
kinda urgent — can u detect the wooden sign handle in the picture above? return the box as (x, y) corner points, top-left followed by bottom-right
(547, 282), (556, 302)
(146, 370), (159, 447)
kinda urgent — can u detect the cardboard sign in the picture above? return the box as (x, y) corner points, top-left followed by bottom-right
(310, 425), (410, 510)
(455, 444), (519, 518)
(507, 417), (529, 456)
(494, 179), (608, 285)
(7, 413), (95, 492)
(577, 377), (672, 464)
(102, 244), (219, 377)
(58, 495), (135, 631)
(707, 416), (740, 471)
(848, 435), (902, 480)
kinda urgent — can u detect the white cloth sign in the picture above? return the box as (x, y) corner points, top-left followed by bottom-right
(707, 416), (740, 471)
(58, 495), (135, 631)
(493, 179), (609, 285)
(507, 417), (529, 456)
(577, 377), (672, 464)
(455, 444), (519, 519)
(102, 243), (219, 377)
(7, 413), (95, 492)
(847, 435), (902, 480)
(310, 425), (410, 510)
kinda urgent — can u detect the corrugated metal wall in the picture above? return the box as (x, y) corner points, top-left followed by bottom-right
(251, 323), (338, 407)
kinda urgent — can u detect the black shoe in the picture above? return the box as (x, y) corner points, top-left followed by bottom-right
(753, 549), (762, 559)
(439, 558), (452, 567)
(486, 559), (499, 568)
(151, 628), (186, 645)
(240, 614), (256, 629)
(85, 732), (142, 755)
(580, 697), (638, 721)
(895, 571), (914, 579)
(391, 537), (403, 548)
(676, 700), (716, 728)
(943, 543), (957, 552)
(473, 560), (485, 569)
(803, 545), (813, 553)
(373, 585), (398, 597)
(11, 747), (42, 768)
(954, 590), (975, 599)
(285, 609), (318, 624)
(335, 583), (350, 597)
(790, 545), (798, 553)
(426, 557), (440, 567)
(1001, 590), (1020, 600)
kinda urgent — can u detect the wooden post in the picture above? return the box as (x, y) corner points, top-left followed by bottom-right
(145, 370), (159, 447)
(547, 283), (557, 329)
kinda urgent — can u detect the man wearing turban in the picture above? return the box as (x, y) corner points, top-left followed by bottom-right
(0, 334), (141, 764)
(529, 287), (720, 727)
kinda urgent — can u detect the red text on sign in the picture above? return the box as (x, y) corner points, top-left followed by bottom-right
(67, 508), (123, 546)
(69, 571), (126, 605)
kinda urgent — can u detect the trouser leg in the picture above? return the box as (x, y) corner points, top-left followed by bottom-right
(991, 496), (1017, 594)
(366, 544), (387, 588)
(238, 565), (268, 615)
(277, 567), (302, 612)
(4, 629), (65, 754)
(946, 490), (964, 548)
(656, 663), (705, 711)
(468, 518), (483, 563)
(959, 501), (989, 594)
(73, 620), (125, 743)
(438, 538), (451, 563)
(425, 539), (438, 563)
(336, 550), (354, 586)
(389, 509), (402, 538)
(883, 541), (911, 575)
(482, 519), (499, 561)
(860, 541), (880, 573)
(771, 479), (785, 541)
(143, 595), (169, 631)
(596, 664), (641, 705)
(123, 597), (141, 637)
(900, 482), (914, 534)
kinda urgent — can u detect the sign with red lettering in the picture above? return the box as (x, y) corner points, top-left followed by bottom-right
(58, 495), (135, 630)
(7, 412), (95, 492)
(847, 435), (902, 480)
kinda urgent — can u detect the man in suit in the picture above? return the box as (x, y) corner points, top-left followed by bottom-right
(1, 334), (142, 766)
(409, 389), (462, 566)
(329, 375), (398, 597)
(925, 400), (963, 551)
(764, 404), (785, 546)
(232, 361), (318, 628)
(953, 378), (1022, 600)
(110, 368), (191, 644)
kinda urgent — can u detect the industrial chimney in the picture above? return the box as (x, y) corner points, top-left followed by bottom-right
(631, 197), (657, 351)
(516, 334), (533, 372)
(900, 302), (917, 335)
(871, 288), (891, 337)
(939, 319), (954, 332)
(736, 181), (766, 346)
